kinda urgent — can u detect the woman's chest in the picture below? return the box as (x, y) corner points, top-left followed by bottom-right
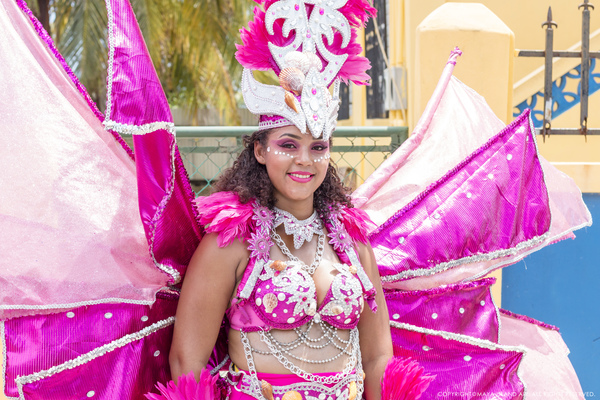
(251, 257), (365, 330)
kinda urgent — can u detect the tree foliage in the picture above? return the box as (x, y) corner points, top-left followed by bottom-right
(31, 0), (257, 125)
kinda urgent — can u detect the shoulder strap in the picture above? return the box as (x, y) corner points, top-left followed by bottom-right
(234, 202), (275, 301)
(326, 208), (378, 312)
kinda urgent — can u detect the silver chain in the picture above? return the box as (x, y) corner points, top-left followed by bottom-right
(240, 331), (265, 399)
(271, 229), (324, 275)
(262, 329), (352, 364)
(257, 329), (359, 384)
(251, 320), (350, 355)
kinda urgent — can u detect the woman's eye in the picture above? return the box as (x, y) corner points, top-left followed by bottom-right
(313, 145), (328, 151)
(281, 142), (296, 149)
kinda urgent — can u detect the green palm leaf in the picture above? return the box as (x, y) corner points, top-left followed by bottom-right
(46, 0), (261, 125)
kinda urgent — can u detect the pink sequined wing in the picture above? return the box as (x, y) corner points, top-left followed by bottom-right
(356, 50), (591, 290)
(370, 110), (551, 284)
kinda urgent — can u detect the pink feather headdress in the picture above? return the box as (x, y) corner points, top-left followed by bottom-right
(235, 0), (376, 140)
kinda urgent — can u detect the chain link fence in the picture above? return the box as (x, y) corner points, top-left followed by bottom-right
(175, 126), (408, 196)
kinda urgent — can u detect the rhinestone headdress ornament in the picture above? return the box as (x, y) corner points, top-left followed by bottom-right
(236, 0), (377, 140)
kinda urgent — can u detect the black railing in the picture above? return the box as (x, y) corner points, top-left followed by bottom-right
(517, 1), (600, 137)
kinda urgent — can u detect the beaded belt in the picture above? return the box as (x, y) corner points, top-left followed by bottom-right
(226, 364), (363, 400)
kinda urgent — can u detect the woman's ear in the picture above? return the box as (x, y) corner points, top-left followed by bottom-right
(254, 141), (267, 165)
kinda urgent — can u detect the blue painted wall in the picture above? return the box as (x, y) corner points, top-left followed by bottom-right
(502, 193), (599, 399)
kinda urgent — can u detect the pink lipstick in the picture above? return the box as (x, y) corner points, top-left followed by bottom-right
(288, 172), (313, 183)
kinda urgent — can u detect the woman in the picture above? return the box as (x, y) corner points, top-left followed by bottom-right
(0, 0), (590, 398)
(169, 125), (393, 399)
(169, 0), (397, 397)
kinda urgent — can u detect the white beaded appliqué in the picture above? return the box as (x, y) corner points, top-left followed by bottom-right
(320, 264), (363, 320)
(258, 261), (317, 317)
(103, 120), (176, 136)
(273, 208), (324, 249)
(265, 0), (350, 84)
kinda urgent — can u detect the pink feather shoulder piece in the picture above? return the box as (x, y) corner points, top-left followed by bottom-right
(195, 192), (255, 248)
(339, 206), (377, 244)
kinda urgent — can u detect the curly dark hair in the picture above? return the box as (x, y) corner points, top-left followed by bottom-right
(212, 129), (353, 214)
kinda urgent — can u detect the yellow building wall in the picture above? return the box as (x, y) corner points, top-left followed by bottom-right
(414, 3), (515, 124)
(403, 0), (600, 128)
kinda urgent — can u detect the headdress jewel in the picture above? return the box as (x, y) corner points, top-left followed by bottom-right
(236, 0), (377, 140)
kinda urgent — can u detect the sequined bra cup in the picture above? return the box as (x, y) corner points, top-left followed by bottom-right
(195, 191), (378, 333)
(229, 260), (366, 331)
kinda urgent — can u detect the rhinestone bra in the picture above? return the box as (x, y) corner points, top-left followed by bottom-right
(227, 203), (376, 333)
(234, 260), (365, 331)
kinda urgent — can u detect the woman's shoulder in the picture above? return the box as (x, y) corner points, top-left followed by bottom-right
(195, 191), (255, 248)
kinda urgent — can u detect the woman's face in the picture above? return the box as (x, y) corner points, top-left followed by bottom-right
(254, 125), (330, 213)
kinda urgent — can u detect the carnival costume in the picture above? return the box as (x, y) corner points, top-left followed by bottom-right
(196, 193), (380, 400)
(0, 0), (593, 399)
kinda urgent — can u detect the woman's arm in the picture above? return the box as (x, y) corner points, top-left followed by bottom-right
(356, 242), (393, 400)
(169, 232), (247, 383)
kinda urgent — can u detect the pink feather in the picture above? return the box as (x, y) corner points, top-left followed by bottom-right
(339, 0), (377, 27)
(145, 370), (222, 400)
(324, 29), (372, 85)
(340, 206), (377, 244)
(381, 357), (436, 400)
(195, 192), (255, 247)
(235, 6), (295, 73)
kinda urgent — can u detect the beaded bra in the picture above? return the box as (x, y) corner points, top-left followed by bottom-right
(195, 191), (377, 332)
(230, 259), (365, 331)
(228, 201), (377, 332)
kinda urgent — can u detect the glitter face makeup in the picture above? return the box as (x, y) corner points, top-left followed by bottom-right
(255, 126), (330, 211)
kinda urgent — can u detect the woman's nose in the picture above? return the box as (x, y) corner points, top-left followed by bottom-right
(294, 146), (312, 165)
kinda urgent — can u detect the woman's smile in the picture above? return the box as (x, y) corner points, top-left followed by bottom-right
(288, 171), (314, 182)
